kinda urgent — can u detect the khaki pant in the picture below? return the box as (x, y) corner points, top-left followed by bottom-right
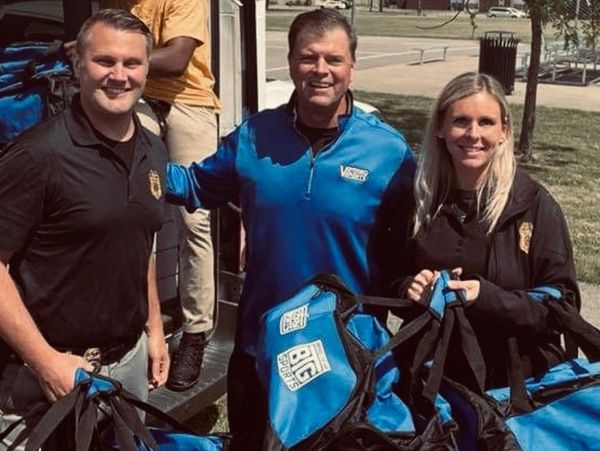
(137, 100), (217, 334)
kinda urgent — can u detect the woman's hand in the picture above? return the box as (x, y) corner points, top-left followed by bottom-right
(447, 279), (480, 302)
(407, 269), (438, 304)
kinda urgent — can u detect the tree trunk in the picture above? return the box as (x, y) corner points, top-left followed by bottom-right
(518, 1), (543, 162)
(379, 0), (384, 13)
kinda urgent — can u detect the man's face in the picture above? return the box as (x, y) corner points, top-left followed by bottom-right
(288, 27), (355, 118)
(76, 23), (149, 123)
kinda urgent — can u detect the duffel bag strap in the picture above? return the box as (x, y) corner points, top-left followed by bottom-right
(544, 298), (600, 361)
(526, 285), (600, 360)
(24, 371), (162, 451)
(374, 308), (433, 359)
(499, 285), (595, 415)
(309, 272), (416, 311)
(452, 306), (486, 393)
(109, 395), (159, 451)
(356, 294), (415, 311)
(0, 401), (47, 449)
(24, 382), (87, 451)
(419, 303), (486, 406)
(505, 336), (535, 414)
(410, 273), (486, 407)
(117, 388), (198, 435)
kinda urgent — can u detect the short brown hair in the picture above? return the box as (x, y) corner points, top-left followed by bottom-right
(76, 9), (153, 57)
(288, 8), (357, 61)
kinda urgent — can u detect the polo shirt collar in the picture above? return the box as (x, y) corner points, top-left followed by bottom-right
(64, 94), (153, 151)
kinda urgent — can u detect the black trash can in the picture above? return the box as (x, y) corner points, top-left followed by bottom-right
(479, 31), (520, 95)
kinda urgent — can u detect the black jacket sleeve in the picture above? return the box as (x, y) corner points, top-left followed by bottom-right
(467, 187), (579, 336)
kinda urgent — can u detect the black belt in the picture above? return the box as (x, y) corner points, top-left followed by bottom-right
(1, 333), (141, 373)
(54, 333), (141, 372)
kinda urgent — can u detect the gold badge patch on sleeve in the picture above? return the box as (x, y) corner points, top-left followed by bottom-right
(518, 221), (533, 254)
(148, 170), (162, 200)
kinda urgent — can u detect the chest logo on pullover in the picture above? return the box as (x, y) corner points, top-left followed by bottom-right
(340, 165), (369, 183)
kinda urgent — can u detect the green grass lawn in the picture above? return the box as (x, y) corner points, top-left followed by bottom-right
(267, 9), (558, 42)
(355, 91), (600, 285)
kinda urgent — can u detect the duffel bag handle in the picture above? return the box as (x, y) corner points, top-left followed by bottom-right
(309, 273), (438, 358)
(23, 370), (161, 451)
(309, 272), (415, 311)
(540, 288), (600, 362)
(503, 286), (600, 413)
(370, 271), (487, 415)
(407, 271), (486, 410)
(23, 369), (211, 451)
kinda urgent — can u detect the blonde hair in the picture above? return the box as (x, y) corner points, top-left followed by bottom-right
(413, 72), (516, 236)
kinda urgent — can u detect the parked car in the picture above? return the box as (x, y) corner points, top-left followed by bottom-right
(315, 0), (348, 9)
(487, 6), (528, 18)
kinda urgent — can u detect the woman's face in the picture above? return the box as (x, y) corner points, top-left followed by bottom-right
(438, 91), (507, 190)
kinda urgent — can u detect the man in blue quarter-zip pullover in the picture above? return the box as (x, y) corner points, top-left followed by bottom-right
(167, 8), (415, 450)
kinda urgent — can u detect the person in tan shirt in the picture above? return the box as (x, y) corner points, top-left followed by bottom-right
(100, 0), (220, 391)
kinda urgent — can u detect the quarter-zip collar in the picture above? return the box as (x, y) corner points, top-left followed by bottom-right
(285, 90), (354, 131)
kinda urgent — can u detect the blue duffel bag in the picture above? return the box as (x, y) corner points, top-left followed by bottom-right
(437, 285), (600, 451)
(3, 369), (230, 451)
(0, 41), (74, 147)
(256, 273), (462, 451)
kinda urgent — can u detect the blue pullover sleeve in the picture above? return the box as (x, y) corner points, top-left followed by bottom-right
(166, 132), (240, 211)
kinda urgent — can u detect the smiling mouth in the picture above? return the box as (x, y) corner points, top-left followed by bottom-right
(102, 86), (130, 96)
(308, 81), (333, 89)
(460, 146), (485, 153)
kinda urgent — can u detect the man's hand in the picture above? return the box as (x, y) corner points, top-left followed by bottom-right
(147, 327), (170, 390)
(407, 269), (438, 304)
(1, 252), (93, 403)
(31, 350), (94, 403)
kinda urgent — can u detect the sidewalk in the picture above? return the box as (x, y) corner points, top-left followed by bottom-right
(580, 283), (600, 328)
(352, 51), (600, 112)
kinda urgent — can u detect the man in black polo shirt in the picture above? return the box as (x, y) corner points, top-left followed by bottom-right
(0, 9), (169, 441)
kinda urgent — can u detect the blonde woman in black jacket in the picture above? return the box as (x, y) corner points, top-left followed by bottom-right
(396, 72), (580, 388)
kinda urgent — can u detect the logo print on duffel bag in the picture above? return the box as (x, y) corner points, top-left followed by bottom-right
(279, 304), (309, 335)
(277, 340), (331, 391)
